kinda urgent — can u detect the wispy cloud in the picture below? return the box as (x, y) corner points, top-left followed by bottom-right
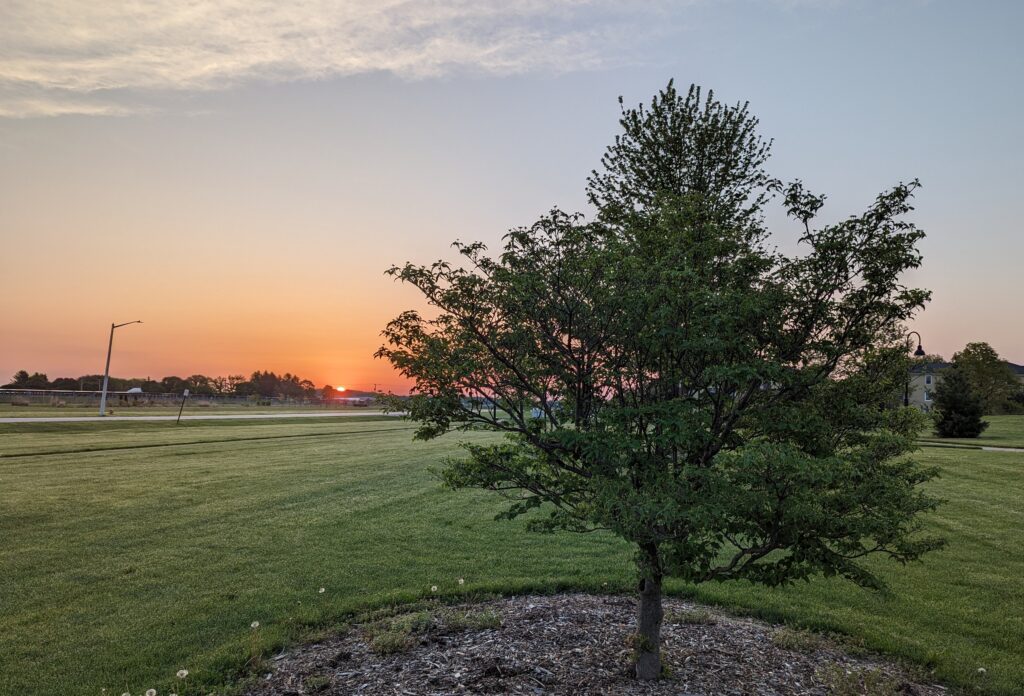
(0, 0), (672, 117)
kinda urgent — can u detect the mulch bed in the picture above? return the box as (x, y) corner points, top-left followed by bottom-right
(244, 593), (947, 695)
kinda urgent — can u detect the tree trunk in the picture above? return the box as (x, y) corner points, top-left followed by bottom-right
(635, 574), (663, 681)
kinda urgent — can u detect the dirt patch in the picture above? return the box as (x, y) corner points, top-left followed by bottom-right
(244, 593), (947, 695)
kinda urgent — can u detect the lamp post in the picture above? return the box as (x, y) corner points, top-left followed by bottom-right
(99, 320), (142, 416)
(904, 330), (926, 407)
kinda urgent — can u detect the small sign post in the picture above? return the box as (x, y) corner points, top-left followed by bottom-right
(176, 388), (190, 425)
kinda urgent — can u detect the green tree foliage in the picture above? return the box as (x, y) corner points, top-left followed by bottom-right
(932, 367), (989, 438)
(4, 370), (326, 399)
(186, 374), (216, 396)
(378, 82), (943, 680)
(951, 342), (1019, 414)
(2, 370), (50, 389)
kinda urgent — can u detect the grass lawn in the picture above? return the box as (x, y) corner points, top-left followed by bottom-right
(919, 414), (1024, 449)
(1, 418), (1022, 695)
(0, 404), (376, 418)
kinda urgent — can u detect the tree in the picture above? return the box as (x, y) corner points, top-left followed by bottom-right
(379, 82), (944, 680)
(50, 377), (80, 390)
(952, 342), (1019, 414)
(160, 376), (189, 394)
(225, 374), (249, 395)
(209, 376), (229, 395)
(2, 370), (50, 389)
(932, 367), (989, 438)
(186, 374), (215, 396)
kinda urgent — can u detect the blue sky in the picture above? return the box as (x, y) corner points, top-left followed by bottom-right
(1, 1), (1021, 386)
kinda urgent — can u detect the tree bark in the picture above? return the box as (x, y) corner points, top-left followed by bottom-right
(635, 574), (663, 681)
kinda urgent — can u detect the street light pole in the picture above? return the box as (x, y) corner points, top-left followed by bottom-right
(904, 330), (926, 408)
(99, 320), (142, 416)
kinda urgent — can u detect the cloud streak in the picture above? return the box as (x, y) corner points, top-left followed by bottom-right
(1, 0), (670, 117)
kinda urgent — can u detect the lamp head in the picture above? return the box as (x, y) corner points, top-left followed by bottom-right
(914, 344), (926, 357)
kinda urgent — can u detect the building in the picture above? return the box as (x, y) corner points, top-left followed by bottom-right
(907, 361), (1024, 411)
(907, 361), (949, 410)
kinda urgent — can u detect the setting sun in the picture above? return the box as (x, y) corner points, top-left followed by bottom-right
(335, 386), (346, 392)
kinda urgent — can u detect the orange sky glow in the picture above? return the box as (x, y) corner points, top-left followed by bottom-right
(1, 3), (1022, 389)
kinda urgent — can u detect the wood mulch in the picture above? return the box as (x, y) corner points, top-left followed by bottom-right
(244, 593), (948, 696)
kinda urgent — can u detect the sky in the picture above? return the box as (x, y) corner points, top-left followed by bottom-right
(1, 0), (1022, 391)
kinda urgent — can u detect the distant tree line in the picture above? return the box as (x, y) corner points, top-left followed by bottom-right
(917, 341), (1024, 416)
(2, 370), (326, 399)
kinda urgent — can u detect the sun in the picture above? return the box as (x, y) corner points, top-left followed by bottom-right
(335, 386), (346, 392)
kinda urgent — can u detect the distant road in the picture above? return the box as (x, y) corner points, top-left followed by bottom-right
(0, 411), (402, 424)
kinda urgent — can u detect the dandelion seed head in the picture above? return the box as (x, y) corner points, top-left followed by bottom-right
(978, 667), (987, 675)
(176, 669), (188, 679)
(430, 585), (438, 592)
(318, 587), (325, 593)
(146, 689), (157, 696)
(458, 578), (465, 585)
(251, 621), (260, 629)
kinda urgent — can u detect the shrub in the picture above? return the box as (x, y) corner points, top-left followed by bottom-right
(932, 367), (989, 438)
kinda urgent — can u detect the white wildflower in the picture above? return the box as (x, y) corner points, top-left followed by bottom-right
(458, 578), (465, 586)
(251, 621), (260, 629)
(176, 669), (188, 679)
(318, 587), (325, 594)
(978, 667), (987, 675)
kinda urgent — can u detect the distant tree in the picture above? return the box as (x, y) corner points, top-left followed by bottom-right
(50, 377), (80, 390)
(1007, 387), (1024, 414)
(3, 370), (50, 389)
(226, 374), (249, 395)
(250, 371), (280, 398)
(76, 375), (106, 391)
(2, 370), (30, 388)
(952, 342), (1019, 413)
(380, 82), (943, 680)
(186, 374), (215, 396)
(932, 367), (989, 438)
(28, 372), (51, 388)
(160, 376), (189, 394)
(299, 379), (317, 399)
(279, 373), (304, 399)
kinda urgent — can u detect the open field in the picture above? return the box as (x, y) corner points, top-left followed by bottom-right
(1, 417), (1022, 695)
(919, 414), (1024, 450)
(0, 403), (376, 419)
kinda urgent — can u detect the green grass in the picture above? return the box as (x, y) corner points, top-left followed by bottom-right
(1, 403), (377, 418)
(919, 414), (1024, 449)
(1, 420), (1021, 695)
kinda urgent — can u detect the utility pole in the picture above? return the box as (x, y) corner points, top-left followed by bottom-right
(99, 320), (142, 416)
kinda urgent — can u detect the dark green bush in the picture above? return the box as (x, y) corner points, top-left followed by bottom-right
(932, 367), (988, 438)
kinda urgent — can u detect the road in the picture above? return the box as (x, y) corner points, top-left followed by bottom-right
(0, 411), (402, 424)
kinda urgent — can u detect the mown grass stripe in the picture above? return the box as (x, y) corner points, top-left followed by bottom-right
(0, 426), (415, 459)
